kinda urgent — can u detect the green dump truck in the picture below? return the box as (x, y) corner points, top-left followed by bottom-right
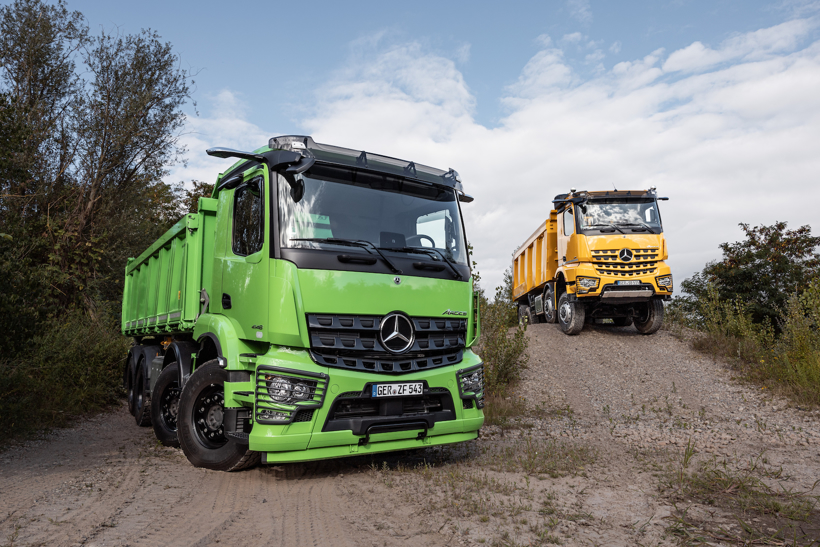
(121, 136), (484, 471)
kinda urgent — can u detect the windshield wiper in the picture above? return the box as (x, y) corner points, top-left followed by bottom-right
(616, 222), (656, 233)
(290, 238), (402, 274)
(380, 247), (463, 280)
(587, 224), (624, 234)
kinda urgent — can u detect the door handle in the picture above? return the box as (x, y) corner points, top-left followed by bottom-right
(222, 293), (232, 309)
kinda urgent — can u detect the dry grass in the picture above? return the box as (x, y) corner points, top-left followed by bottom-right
(661, 448), (820, 545)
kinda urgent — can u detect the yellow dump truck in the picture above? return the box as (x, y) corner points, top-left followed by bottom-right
(512, 188), (672, 335)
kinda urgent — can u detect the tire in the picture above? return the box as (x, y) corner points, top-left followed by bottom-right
(557, 292), (585, 335)
(518, 305), (529, 327)
(126, 352), (138, 417)
(526, 306), (535, 326)
(133, 361), (152, 427)
(151, 362), (182, 447)
(635, 299), (664, 335)
(611, 317), (634, 327)
(542, 286), (557, 324)
(177, 361), (260, 471)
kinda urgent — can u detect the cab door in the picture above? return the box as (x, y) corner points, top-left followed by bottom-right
(558, 207), (575, 264)
(220, 168), (270, 341)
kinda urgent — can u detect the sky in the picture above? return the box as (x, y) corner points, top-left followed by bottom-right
(71, 0), (820, 293)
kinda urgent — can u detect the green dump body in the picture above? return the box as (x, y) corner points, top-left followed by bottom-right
(122, 199), (217, 336)
(121, 136), (483, 464)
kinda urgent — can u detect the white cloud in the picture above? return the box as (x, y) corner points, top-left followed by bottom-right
(297, 21), (820, 292)
(169, 90), (271, 186)
(610, 41), (622, 54)
(562, 32), (583, 44)
(567, 0), (593, 24)
(663, 18), (816, 72)
(178, 20), (820, 294)
(455, 43), (471, 64)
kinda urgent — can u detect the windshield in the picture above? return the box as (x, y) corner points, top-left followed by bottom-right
(278, 164), (468, 265)
(577, 198), (662, 232)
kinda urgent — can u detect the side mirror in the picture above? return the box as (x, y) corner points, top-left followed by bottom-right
(280, 156), (315, 203)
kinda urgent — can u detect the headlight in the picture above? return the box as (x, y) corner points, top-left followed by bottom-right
(457, 364), (485, 408)
(256, 366), (329, 425)
(656, 275), (673, 288)
(292, 382), (311, 401)
(577, 277), (599, 289)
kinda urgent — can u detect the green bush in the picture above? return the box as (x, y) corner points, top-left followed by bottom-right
(475, 270), (529, 395)
(0, 306), (130, 443)
(668, 279), (820, 405)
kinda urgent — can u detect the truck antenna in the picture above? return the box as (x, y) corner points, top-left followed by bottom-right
(612, 182), (618, 191)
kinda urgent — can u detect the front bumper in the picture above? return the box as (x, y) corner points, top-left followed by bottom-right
(225, 347), (484, 463)
(568, 263), (673, 299)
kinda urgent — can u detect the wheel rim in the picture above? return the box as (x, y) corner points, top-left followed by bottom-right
(160, 382), (181, 432)
(545, 294), (554, 317)
(559, 301), (572, 323)
(193, 383), (227, 449)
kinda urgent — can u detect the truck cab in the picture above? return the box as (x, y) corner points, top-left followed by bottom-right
(513, 189), (672, 335)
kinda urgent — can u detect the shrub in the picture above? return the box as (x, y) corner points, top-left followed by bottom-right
(475, 270), (529, 395)
(0, 305), (130, 443)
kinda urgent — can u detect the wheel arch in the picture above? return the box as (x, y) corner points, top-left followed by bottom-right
(164, 340), (200, 387)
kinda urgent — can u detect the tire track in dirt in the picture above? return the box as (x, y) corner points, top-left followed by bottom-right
(0, 405), (365, 547)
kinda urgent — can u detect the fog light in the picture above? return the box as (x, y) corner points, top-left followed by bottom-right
(267, 376), (293, 403)
(656, 275), (673, 288)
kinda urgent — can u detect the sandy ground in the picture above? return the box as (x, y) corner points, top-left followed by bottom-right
(2, 323), (818, 546)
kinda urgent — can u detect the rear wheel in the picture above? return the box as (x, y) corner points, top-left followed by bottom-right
(126, 354), (137, 417)
(133, 362), (152, 427)
(518, 305), (531, 327)
(542, 285), (557, 324)
(151, 362), (181, 447)
(178, 361), (259, 471)
(611, 317), (634, 327)
(635, 299), (664, 334)
(557, 292), (585, 335)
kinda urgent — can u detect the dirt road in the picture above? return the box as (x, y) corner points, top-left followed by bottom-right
(2, 324), (818, 546)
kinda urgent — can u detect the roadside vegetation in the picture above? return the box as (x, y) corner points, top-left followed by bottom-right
(667, 222), (820, 406)
(472, 265), (531, 425)
(0, 0), (209, 442)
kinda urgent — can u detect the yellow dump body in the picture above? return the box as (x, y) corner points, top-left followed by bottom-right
(512, 212), (559, 300)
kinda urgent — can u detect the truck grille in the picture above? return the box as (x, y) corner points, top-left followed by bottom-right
(592, 249), (659, 277)
(306, 313), (466, 374)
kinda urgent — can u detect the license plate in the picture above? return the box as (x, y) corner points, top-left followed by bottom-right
(372, 383), (424, 397)
(617, 280), (641, 285)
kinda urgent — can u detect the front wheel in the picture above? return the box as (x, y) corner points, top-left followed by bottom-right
(557, 292), (585, 335)
(177, 361), (260, 471)
(635, 299), (664, 334)
(151, 362), (181, 447)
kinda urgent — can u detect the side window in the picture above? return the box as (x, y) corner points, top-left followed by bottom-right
(563, 208), (575, 236)
(232, 177), (264, 256)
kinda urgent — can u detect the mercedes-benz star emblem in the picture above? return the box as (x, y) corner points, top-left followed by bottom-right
(619, 248), (634, 262)
(379, 313), (415, 354)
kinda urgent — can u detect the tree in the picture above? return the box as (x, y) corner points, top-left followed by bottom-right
(680, 222), (819, 327)
(0, 0), (194, 350)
